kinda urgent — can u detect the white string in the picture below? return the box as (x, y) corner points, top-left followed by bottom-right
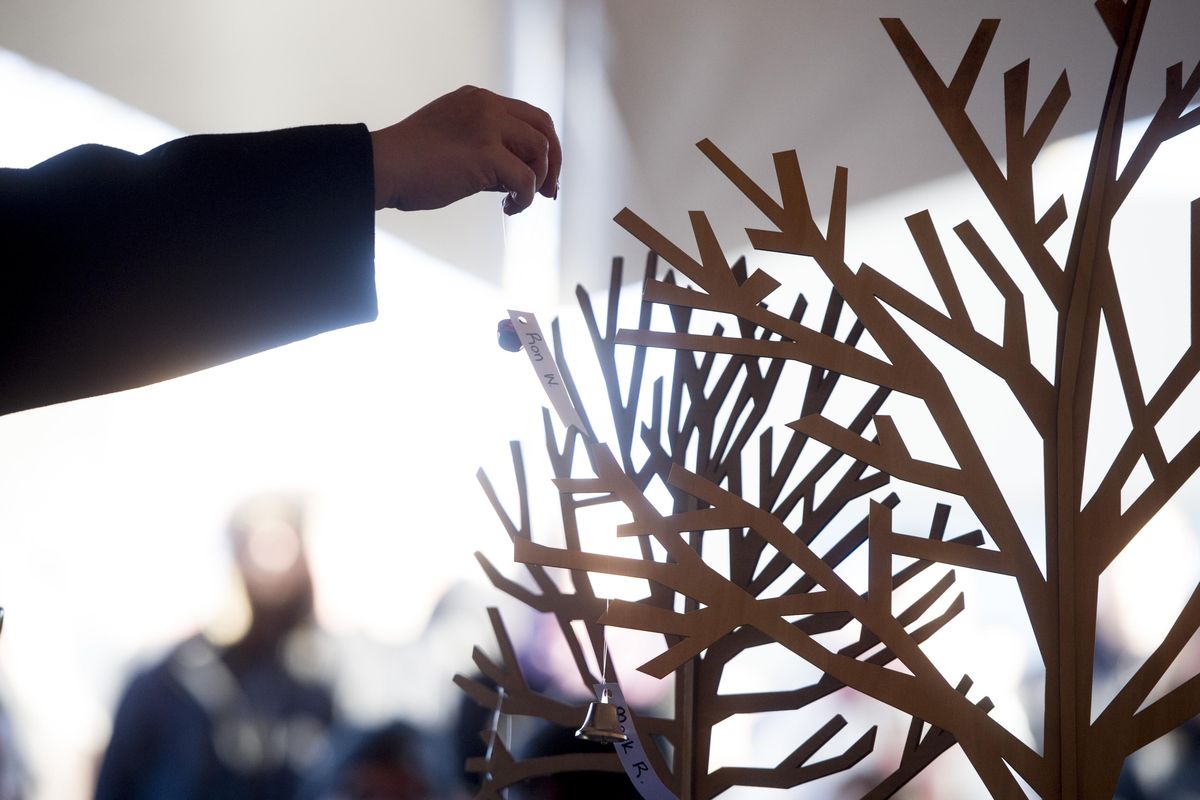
(500, 211), (514, 314)
(601, 597), (610, 685)
(484, 686), (506, 779)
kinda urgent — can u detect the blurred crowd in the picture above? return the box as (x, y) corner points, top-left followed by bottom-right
(0, 490), (1195, 798)
(0, 492), (639, 800)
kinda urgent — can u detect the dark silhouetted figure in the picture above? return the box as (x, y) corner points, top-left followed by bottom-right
(94, 493), (335, 800)
(511, 723), (641, 800)
(301, 720), (446, 800)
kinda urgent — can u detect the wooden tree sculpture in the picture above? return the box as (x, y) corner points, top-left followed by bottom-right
(461, 2), (1200, 797)
(459, 254), (991, 797)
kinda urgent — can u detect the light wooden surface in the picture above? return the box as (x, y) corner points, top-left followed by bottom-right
(459, 2), (1200, 796)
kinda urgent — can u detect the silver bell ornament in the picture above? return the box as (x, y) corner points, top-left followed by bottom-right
(575, 687), (628, 743)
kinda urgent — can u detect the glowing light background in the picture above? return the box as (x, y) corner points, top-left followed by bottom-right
(1, 13), (1198, 796)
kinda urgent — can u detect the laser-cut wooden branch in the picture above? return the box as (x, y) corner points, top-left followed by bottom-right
(459, 253), (985, 798)
(462, 2), (1197, 797)
(584, 2), (1196, 797)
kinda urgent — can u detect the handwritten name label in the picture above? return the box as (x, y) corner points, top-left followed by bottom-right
(507, 310), (587, 433)
(594, 683), (677, 800)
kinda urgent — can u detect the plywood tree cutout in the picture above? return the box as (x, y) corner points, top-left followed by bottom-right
(460, 254), (988, 798)
(460, 1), (1200, 797)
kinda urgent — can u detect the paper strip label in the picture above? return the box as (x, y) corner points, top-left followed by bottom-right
(594, 682), (678, 800)
(507, 310), (587, 433)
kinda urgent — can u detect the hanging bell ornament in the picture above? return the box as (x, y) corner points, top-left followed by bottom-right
(575, 688), (628, 743)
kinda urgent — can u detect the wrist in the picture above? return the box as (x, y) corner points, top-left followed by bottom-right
(369, 129), (388, 210)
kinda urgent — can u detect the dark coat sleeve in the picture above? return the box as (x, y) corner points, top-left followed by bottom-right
(0, 123), (378, 416)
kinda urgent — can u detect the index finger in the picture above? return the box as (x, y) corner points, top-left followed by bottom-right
(503, 97), (562, 198)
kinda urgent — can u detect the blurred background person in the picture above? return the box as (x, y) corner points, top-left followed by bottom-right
(509, 723), (639, 800)
(0, 699), (27, 800)
(94, 492), (334, 800)
(300, 720), (449, 800)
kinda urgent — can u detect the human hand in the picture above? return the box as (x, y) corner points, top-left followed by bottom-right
(369, 86), (561, 215)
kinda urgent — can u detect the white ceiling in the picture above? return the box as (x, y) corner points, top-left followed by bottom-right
(2, 0), (1196, 296)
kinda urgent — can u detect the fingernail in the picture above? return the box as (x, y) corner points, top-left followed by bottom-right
(553, 180), (560, 199)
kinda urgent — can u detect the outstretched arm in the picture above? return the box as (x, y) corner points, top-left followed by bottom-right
(0, 88), (560, 416)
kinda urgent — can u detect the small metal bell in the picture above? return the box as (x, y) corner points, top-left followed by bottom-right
(575, 688), (628, 743)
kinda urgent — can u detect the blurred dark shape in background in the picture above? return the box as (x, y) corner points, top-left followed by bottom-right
(1115, 718), (1200, 800)
(299, 719), (450, 800)
(510, 722), (640, 800)
(0, 701), (27, 800)
(1110, 628), (1200, 800)
(94, 492), (335, 800)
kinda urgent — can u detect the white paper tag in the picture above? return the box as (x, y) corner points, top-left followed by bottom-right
(594, 682), (678, 800)
(507, 310), (588, 434)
